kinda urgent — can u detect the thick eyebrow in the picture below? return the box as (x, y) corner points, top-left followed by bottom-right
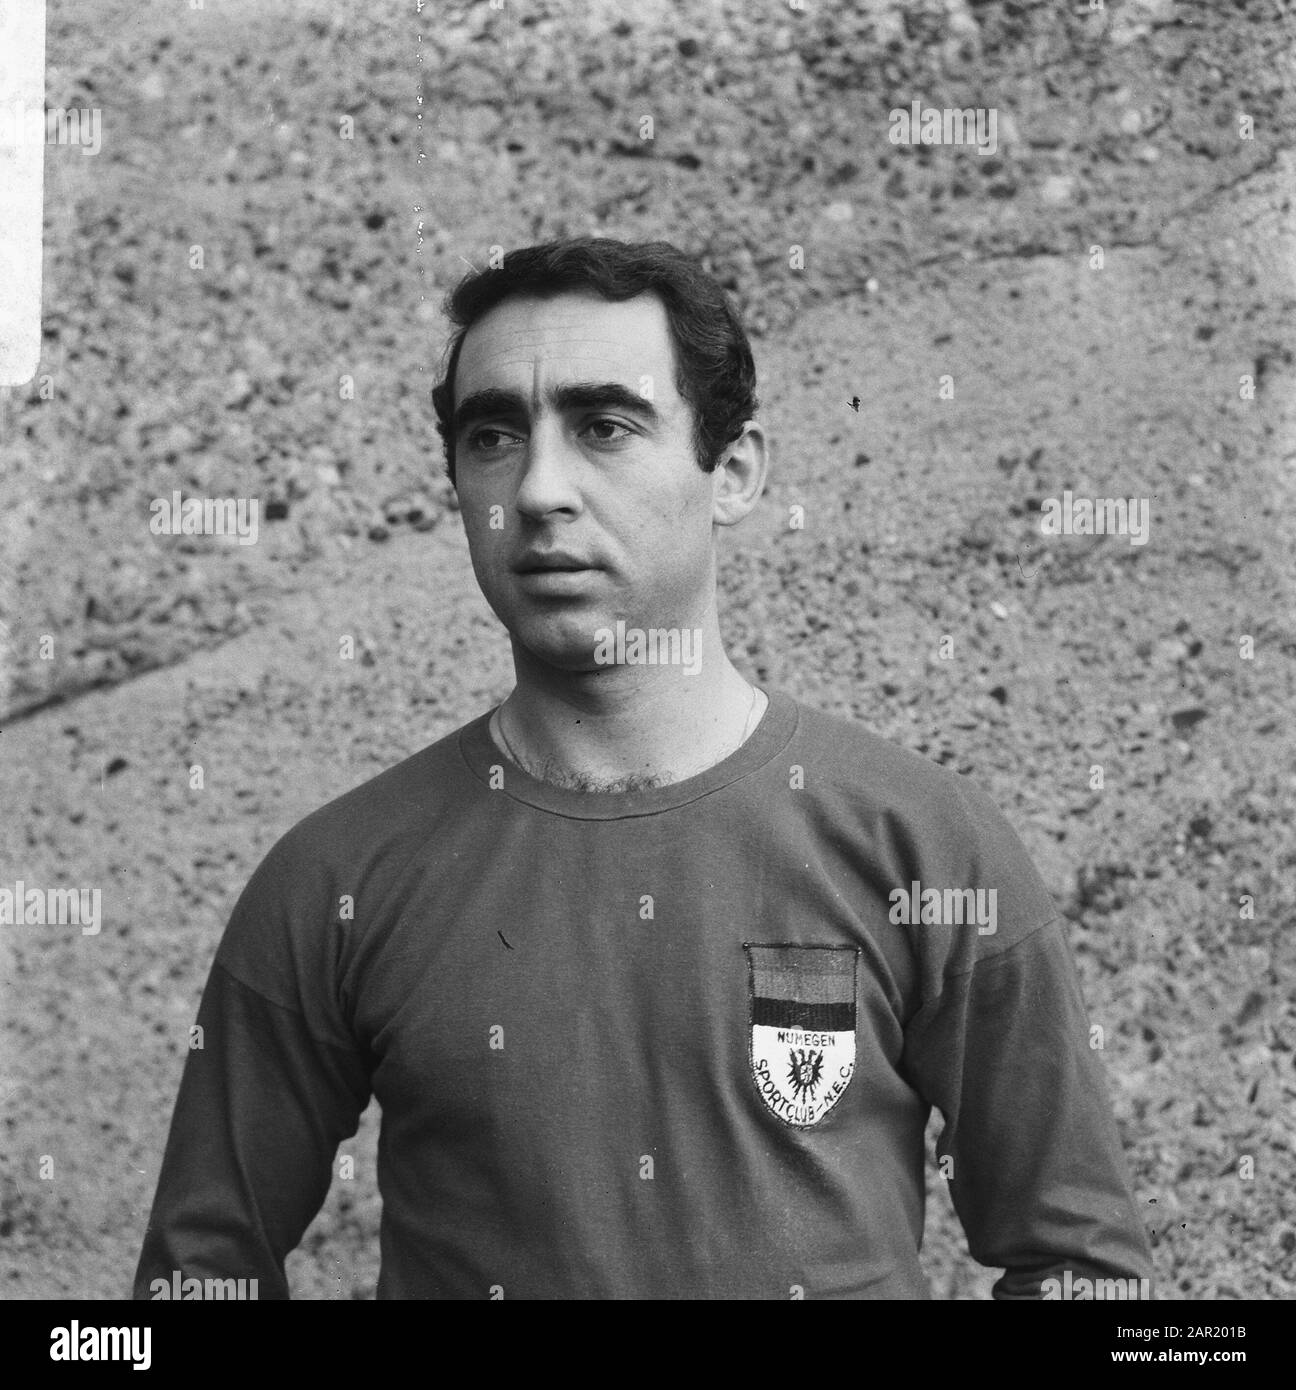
(453, 381), (662, 440)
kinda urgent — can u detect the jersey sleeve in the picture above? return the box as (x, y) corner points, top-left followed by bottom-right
(133, 826), (372, 1300)
(901, 918), (1155, 1299)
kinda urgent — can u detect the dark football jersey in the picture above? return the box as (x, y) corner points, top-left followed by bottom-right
(134, 690), (1154, 1299)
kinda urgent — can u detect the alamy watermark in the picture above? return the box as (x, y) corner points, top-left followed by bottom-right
(149, 1271), (260, 1300)
(888, 101), (998, 157)
(49, 1323), (150, 1370)
(592, 620), (703, 676)
(1043, 1270), (1152, 1300)
(0, 881), (101, 935)
(0, 102), (102, 155)
(888, 880), (998, 936)
(149, 491), (260, 545)
(1039, 491), (1150, 546)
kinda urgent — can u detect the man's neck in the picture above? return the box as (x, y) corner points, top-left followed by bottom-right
(492, 628), (767, 791)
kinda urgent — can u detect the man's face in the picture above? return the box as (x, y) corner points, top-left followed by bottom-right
(450, 290), (720, 672)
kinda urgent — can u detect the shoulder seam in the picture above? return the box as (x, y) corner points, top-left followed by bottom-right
(905, 913), (1063, 1032)
(210, 958), (360, 1056)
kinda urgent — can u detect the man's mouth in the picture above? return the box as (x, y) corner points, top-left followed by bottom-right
(513, 551), (596, 574)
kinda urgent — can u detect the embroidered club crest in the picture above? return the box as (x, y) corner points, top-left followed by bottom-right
(745, 944), (858, 1128)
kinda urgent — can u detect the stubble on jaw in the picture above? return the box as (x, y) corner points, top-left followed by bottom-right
(532, 764), (672, 794)
(500, 734), (674, 793)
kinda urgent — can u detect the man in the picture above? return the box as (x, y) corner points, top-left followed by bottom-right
(134, 237), (1154, 1299)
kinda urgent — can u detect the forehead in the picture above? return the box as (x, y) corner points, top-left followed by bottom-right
(454, 290), (680, 399)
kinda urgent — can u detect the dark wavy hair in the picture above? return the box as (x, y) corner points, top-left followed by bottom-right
(431, 237), (758, 486)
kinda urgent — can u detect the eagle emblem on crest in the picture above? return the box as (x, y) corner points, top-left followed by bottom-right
(787, 1047), (824, 1101)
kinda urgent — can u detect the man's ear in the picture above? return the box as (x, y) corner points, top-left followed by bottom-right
(712, 422), (768, 528)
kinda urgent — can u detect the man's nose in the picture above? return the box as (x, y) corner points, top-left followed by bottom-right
(513, 418), (582, 518)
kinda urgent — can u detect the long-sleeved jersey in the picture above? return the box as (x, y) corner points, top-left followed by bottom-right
(134, 690), (1154, 1299)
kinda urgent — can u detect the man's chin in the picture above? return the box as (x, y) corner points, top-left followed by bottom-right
(506, 615), (607, 676)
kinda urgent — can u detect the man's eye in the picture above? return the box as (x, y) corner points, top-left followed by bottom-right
(468, 428), (517, 452)
(584, 419), (633, 443)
